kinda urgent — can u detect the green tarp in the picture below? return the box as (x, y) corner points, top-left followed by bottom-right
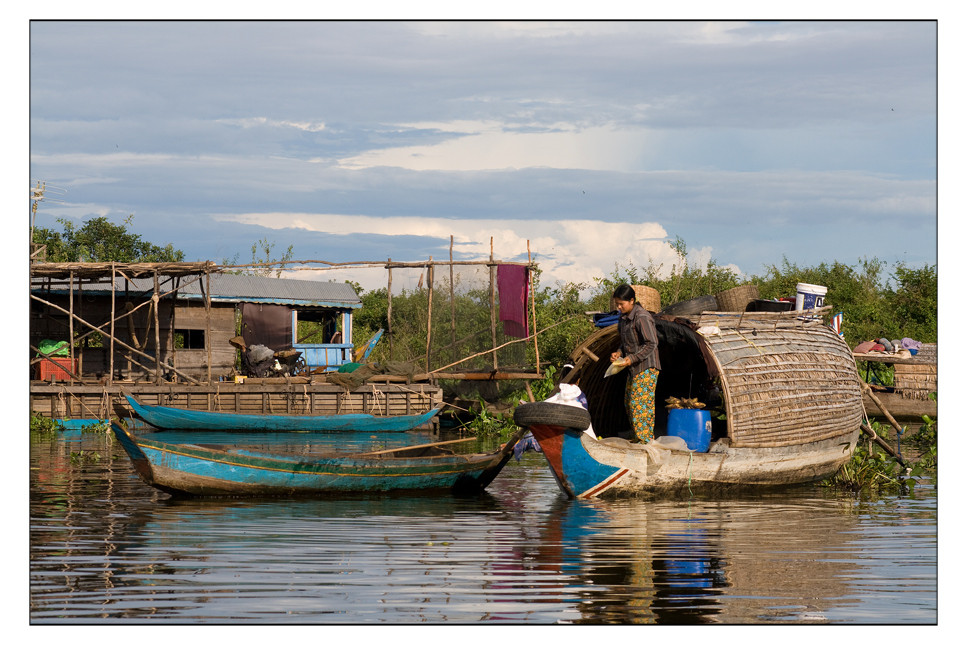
(37, 339), (70, 357)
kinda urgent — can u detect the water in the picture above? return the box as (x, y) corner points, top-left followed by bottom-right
(29, 429), (937, 624)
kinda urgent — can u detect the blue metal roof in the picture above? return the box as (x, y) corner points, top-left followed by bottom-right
(31, 273), (362, 309)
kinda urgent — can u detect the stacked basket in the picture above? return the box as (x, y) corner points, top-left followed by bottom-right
(715, 285), (759, 312)
(633, 285), (661, 313)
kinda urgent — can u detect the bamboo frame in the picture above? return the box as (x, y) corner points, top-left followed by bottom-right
(31, 246), (545, 389)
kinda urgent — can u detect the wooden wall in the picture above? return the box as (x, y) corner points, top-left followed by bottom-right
(30, 291), (238, 382)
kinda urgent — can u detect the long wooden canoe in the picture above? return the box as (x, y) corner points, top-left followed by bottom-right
(112, 421), (524, 497)
(125, 394), (439, 432)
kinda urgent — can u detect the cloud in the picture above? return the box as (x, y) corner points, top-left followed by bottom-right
(337, 123), (654, 172)
(212, 211), (684, 290)
(216, 117), (327, 133)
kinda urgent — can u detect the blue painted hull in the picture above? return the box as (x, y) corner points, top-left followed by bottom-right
(126, 395), (439, 432)
(111, 422), (517, 497)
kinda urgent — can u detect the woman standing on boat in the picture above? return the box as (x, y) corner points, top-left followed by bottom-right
(610, 284), (661, 443)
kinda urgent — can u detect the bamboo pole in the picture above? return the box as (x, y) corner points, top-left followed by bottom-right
(153, 270), (161, 384)
(109, 263), (115, 386)
(861, 382), (906, 434)
(528, 240), (539, 373)
(431, 315), (583, 374)
(861, 422), (907, 467)
(450, 235), (456, 361)
(387, 257), (393, 360)
(490, 237), (497, 370)
(205, 268), (212, 384)
(68, 271), (75, 384)
(425, 256), (433, 373)
(30, 294), (202, 384)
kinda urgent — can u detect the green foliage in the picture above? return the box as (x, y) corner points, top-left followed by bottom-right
(80, 421), (111, 434)
(822, 441), (904, 493)
(458, 398), (519, 439)
(30, 413), (63, 438)
(249, 237), (294, 278)
(750, 256), (936, 344)
(33, 215), (184, 262)
(887, 262), (937, 343)
(822, 419), (937, 494)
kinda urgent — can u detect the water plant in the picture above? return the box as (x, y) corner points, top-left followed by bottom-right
(458, 397), (519, 439)
(823, 418), (937, 494)
(30, 413), (63, 439)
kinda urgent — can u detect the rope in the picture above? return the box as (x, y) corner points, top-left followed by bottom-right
(686, 452), (694, 497)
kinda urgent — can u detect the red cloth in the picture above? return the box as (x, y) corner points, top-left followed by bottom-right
(497, 265), (529, 338)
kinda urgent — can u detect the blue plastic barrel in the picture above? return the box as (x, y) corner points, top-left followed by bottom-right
(665, 409), (712, 452)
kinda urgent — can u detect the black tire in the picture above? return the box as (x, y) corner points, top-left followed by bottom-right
(513, 401), (591, 430)
(660, 295), (717, 316)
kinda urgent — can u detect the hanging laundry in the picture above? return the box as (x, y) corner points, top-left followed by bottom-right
(497, 264), (529, 338)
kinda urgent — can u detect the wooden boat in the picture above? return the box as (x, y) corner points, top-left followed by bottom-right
(125, 394), (439, 432)
(514, 306), (864, 498)
(111, 421), (524, 497)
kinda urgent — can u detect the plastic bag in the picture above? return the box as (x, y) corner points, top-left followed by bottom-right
(545, 384), (595, 438)
(604, 360), (627, 378)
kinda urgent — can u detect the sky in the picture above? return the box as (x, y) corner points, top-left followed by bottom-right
(24, 18), (940, 294)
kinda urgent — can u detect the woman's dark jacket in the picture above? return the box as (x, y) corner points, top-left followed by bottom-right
(618, 303), (661, 377)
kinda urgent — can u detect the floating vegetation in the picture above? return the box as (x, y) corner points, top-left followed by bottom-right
(823, 418), (937, 495)
(30, 413), (63, 439)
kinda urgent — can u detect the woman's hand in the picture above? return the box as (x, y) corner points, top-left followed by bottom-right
(610, 351), (621, 362)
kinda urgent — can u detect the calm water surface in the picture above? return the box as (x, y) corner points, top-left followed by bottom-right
(29, 429), (937, 624)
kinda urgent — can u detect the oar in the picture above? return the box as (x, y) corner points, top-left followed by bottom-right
(358, 436), (480, 456)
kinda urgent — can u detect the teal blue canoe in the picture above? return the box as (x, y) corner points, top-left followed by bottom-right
(111, 421), (524, 497)
(125, 395), (439, 432)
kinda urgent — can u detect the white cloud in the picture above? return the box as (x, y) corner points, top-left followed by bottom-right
(216, 117), (327, 132)
(337, 124), (654, 172)
(211, 211), (697, 292)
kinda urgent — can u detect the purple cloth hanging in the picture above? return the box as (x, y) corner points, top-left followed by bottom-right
(497, 264), (529, 338)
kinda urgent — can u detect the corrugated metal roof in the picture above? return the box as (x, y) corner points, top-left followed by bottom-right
(31, 273), (361, 308)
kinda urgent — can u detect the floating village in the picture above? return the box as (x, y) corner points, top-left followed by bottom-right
(28, 240), (937, 499)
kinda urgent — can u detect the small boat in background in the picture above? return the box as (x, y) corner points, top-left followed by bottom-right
(111, 421), (524, 497)
(124, 394), (439, 432)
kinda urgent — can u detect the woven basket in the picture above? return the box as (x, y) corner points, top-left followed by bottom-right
(634, 285), (661, 313)
(716, 285), (759, 312)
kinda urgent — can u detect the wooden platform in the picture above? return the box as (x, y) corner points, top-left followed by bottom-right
(29, 380), (443, 423)
(863, 390), (936, 421)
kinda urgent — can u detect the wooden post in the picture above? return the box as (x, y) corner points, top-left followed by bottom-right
(528, 240), (539, 374)
(205, 268), (212, 384)
(153, 270), (162, 384)
(386, 258), (393, 360)
(68, 270), (75, 384)
(489, 237), (497, 370)
(449, 235), (456, 361)
(109, 264), (115, 386)
(426, 256), (433, 373)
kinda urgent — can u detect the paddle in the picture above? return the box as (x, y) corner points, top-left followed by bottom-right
(358, 436), (480, 456)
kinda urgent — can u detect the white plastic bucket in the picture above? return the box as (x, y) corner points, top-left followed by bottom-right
(795, 283), (827, 310)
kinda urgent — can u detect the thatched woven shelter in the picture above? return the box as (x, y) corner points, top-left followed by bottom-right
(562, 306), (864, 449)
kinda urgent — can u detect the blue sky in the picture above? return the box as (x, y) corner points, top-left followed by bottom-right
(25, 18), (939, 293)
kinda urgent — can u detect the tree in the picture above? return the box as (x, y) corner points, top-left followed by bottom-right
(32, 215), (184, 262)
(248, 237), (294, 278)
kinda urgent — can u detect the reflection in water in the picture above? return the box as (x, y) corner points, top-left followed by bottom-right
(29, 432), (937, 624)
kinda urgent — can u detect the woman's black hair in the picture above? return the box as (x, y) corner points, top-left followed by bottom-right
(612, 284), (637, 302)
